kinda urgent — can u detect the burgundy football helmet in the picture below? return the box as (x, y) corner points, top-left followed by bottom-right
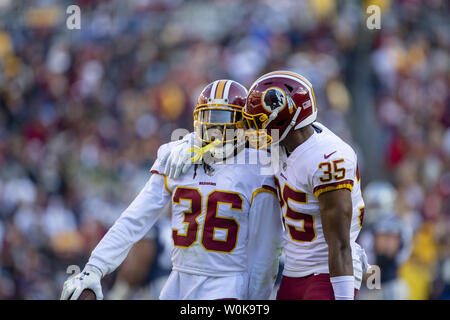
(193, 80), (248, 158)
(243, 71), (317, 149)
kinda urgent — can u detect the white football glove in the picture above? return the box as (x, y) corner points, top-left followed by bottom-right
(162, 139), (194, 179)
(61, 265), (104, 300)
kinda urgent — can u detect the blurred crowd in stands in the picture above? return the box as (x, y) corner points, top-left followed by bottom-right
(0, 0), (448, 299)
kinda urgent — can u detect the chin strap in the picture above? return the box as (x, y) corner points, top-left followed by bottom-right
(277, 106), (303, 143)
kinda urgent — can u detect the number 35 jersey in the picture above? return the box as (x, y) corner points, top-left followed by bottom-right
(275, 122), (365, 288)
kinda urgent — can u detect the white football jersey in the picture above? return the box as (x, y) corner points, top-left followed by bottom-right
(152, 143), (280, 278)
(87, 136), (283, 299)
(275, 122), (365, 288)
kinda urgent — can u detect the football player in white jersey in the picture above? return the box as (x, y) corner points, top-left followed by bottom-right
(242, 70), (368, 300)
(60, 80), (283, 300)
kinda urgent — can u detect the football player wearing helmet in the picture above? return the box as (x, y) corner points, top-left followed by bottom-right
(61, 80), (283, 300)
(163, 80), (249, 179)
(243, 70), (367, 300)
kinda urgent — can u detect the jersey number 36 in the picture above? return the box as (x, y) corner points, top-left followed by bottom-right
(172, 187), (243, 253)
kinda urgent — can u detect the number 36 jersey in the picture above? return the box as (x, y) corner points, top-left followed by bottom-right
(87, 138), (283, 299)
(158, 146), (282, 279)
(275, 122), (365, 289)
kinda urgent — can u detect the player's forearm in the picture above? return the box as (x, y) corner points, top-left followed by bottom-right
(88, 205), (166, 276)
(328, 242), (355, 300)
(319, 190), (354, 277)
(326, 238), (355, 300)
(327, 241), (353, 277)
(87, 217), (146, 276)
(88, 174), (170, 275)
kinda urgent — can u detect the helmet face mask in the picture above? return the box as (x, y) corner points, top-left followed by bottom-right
(194, 103), (244, 144)
(242, 111), (272, 149)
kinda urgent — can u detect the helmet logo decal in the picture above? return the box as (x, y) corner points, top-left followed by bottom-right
(262, 87), (287, 113)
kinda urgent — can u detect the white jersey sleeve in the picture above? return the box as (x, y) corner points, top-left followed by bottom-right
(87, 145), (172, 276)
(247, 188), (283, 300)
(309, 146), (358, 199)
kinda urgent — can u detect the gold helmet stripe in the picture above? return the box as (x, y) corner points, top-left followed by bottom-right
(214, 80), (227, 99)
(311, 87), (317, 112)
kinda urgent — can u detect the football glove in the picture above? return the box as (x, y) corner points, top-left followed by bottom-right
(162, 138), (194, 179)
(161, 134), (222, 179)
(61, 264), (104, 300)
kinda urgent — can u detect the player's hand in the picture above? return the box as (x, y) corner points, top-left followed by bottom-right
(61, 265), (104, 300)
(162, 139), (193, 179)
